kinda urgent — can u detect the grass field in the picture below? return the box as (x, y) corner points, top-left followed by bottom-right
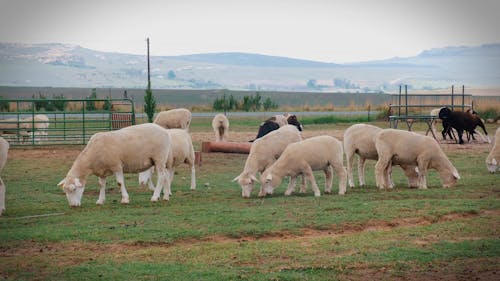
(0, 120), (499, 280)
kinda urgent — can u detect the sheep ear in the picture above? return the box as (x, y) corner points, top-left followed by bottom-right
(265, 173), (272, 182)
(452, 170), (461, 180)
(57, 179), (66, 188)
(250, 174), (260, 184)
(232, 175), (241, 182)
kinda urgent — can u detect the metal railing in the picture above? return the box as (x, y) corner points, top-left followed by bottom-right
(0, 98), (135, 146)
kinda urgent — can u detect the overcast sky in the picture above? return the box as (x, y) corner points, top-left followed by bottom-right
(0, 0), (499, 63)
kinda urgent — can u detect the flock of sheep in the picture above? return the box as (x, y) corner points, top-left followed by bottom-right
(0, 107), (498, 215)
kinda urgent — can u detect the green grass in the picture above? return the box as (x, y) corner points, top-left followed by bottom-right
(0, 121), (498, 280)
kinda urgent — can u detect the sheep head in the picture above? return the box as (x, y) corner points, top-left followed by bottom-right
(441, 168), (460, 188)
(233, 173), (259, 198)
(57, 177), (85, 207)
(259, 171), (282, 197)
(438, 107), (452, 120)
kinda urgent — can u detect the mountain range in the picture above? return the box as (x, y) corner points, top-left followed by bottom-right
(0, 42), (499, 91)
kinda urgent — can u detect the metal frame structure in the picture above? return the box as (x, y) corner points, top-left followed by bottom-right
(388, 85), (472, 139)
(0, 98), (135, 146)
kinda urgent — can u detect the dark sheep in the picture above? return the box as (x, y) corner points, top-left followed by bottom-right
(250, 114), (303, 142)
(438, 107), (488, 144)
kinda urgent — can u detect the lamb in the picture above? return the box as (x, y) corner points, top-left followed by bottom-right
(154, 108), (192, 130)
(212, 113), (229, 141)
(233, 125), (303, 198)
(251, 114), (303, 141)
(430, 107), (454, 140)
(438, 107), (489, 144)
(0, 137), (9, 216)
(139, 128), (196, 191)
(485, 127), (500, 173)
(343, 124), (420, 189)
(374, 129), (460, 189)
(57, 123), (173, 207)
(260, 135), (347, 197)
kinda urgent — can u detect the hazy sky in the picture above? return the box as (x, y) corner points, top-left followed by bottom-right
(1, 0), (499, 63)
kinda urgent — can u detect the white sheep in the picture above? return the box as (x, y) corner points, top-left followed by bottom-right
(430, 107), (444, 139)
(139, 128), (196, 191)
(212, 113), (229, 141)
(485, 127), (500, 173)
(154, 108), (192, 130)
(260, 135), (347, 197)
(57, 123), (173, 207)
(233, 125), (303, 198)
(374, 129), (460, 189)
(0, 137), (9, 216)
(21, 114), (50, 143)
(343, 124), (420, 189)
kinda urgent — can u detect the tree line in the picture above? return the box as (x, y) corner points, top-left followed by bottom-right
(212, 93), (279, 111)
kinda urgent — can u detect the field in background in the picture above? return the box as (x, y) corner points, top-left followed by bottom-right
(0, 119), (498, 280)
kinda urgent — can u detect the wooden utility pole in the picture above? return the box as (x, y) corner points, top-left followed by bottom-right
(147, 37), (151, 87)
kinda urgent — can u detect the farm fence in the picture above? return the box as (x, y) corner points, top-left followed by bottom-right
(0, 98), (135, 146)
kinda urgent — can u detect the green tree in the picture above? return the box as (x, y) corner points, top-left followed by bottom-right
(144, 82), (156, 122)
(86, 88), (97, 111)
(251, 93), (262, 111)
(103, 98), (112, 111)
(0, 97), (9, 112)
(51, 94), (67, 111)
(263, 97), (278, 110)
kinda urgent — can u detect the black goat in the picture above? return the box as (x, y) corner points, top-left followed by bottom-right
(250, 114), (303, 142)
(438, 107), (488, 144)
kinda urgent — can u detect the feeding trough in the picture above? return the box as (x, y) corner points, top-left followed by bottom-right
(201, 141), (252, 154)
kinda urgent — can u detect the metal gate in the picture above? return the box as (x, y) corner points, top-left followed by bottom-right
(0, 98), (135, 146)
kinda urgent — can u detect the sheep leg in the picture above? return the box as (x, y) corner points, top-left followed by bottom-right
(96, 177), (106, 205)
(345, 151), (355, 188)
(416, 161), (428, 189)
(358, 157), (367, 187)
(323, 166), (333, 194)
(166, 168), (174, 196)
(333, 164), (347, 195)
(115, 171), (129, 204)
(299, 174), (307, 193)
(303, 165), (321, 197)
(187, 159), (196, 190)
(375, 157), (391, 189)
(0, 177), (5, 215)
(151, 165), (169, 202)
(386, 164), (394, 189)
(284, 176), (297, 196)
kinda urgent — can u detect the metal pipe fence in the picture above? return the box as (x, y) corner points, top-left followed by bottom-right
(0, 98), (135, 146)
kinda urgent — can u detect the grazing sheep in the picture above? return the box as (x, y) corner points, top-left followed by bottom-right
(0, 118), (30, 142)
(260, 135), (347, 197)
(0, 114), (50, 143)
(139, 128), (196, 191)
(374, 129), (460, 189)
(0, 137), (9, 216)
(212, 113), (229, 141)
(438, 107), (489, 144)
(486, 127), (500, 173)
(154, 108), (192, 130)
(343, 124), (420, 189)
(252, 114), (303, 141)
(21, 114), (50, 143)
(233, 125), (303, 198)
(57, 123), (173, 207)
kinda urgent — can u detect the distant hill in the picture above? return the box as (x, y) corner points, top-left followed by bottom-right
(0, 42), (499, 91)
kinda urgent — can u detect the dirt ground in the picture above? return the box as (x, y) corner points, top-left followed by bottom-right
(7, 128), (493, 160)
